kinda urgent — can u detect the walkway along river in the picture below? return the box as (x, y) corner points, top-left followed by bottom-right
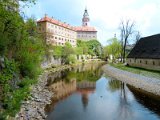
(45, 63), (160, 120)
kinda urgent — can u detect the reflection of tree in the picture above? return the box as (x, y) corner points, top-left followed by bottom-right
(65, 65), (102, 82)
(108, 79), (121, 92)
(45, 62), (104, 113)
(116, 83), (133, 120)
(81, 93), (89, 110)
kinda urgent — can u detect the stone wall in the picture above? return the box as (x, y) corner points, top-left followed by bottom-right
(127, 58), (160, 71)
(41, 56), (62, 69)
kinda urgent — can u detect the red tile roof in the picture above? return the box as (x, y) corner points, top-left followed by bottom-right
(37, 15), (97, 32)
(37, 15), (75, 31)
(74, 26), (97, 32)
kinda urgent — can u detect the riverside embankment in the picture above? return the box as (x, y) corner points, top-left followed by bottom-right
(15, 61), (105, 120)
(102, 65), (160, 96)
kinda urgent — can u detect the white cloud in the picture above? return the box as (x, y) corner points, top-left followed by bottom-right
(22, 0), (160, 45)
(84, 0), (160, 45)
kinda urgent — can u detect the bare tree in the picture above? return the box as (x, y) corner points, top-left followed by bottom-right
(135, 31), (141, 44)
(119, 20), (135, 63)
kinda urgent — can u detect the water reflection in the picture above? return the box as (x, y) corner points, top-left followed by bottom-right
(45, 62), (103, 113)
(46, 63), (160, 120)
(77, 81), (96, 110)
(128, 85), (160, 117)
(107, 79), (121, 92)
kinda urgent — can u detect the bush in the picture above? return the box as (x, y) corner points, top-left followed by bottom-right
(66, 55), (76, 64)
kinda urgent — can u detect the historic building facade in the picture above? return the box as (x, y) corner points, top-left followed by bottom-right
(37, 8), (97, 46)
(37, 15), (77, 47)
(127, 34), (160, 71)
(75, 8), (97, 41)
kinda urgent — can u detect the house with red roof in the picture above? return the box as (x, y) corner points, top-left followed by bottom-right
(37, 8), (97, 47)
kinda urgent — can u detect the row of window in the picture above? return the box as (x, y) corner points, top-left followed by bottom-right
(129, 59), (160, 66)
(48, 29), (76, 38)
(47, 36), (76, 43)
(46, 23), (75, 34)
(56, 42), (76, 47)
(77, 35), (96, 38)
(47, 40), (76, 47)
(78, 32), (96, 34)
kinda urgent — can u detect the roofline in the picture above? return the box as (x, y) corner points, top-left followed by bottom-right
(37, 17), (76, 32)
(127, 57), (160, 59)
(140, 34), (160, 40)
(76, 30), (97, 32)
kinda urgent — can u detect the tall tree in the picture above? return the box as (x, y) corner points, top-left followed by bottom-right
(119, 20), (135, 63)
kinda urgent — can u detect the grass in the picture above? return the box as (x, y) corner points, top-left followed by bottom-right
(110, 63), (160, 79)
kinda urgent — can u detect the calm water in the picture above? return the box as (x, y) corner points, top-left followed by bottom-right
(45, 63), (160, 120)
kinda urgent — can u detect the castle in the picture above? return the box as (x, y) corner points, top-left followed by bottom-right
(37, 8), (97, 47)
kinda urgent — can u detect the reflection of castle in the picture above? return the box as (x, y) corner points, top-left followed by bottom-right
(49, 79), (77, 100)
(46, 63), (102, 112)
(77, 81), (96, 109)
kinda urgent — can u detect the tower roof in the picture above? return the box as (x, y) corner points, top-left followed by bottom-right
(83, 7), (89, 17)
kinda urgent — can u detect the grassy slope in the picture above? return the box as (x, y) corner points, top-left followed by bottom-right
(110, 63), (160, 79)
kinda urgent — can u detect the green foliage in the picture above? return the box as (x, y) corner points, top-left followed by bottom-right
(75, 47), (83, 55)
(86, 40), (103, 56)
(104, 38), (122, 62)
(52, 46), (63, 58)
(66, 55), (76, 64)
(77, 39), (103, 57)
(17, 37), (44, 79)
(0, 1), (45, 118)
(63, 42), (75, 56)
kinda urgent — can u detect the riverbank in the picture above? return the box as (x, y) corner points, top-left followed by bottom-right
(110, 63), (160, 79)
(102, 65), (160, 96)
(15, 60), (105, 120)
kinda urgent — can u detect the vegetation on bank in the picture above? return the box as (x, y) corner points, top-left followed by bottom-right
(0, 0), (46, 119)
(52, 39), (103, 64)
(0, 1), (104, 119)
(110, 63), (160, 79)
(103, 37), (122, 62)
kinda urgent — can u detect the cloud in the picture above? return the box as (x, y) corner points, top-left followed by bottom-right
(22, 0), (160, 45)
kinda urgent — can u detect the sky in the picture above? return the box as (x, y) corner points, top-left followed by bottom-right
(22, 0), (160, 45)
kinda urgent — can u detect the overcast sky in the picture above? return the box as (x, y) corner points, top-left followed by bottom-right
(23, 0), (160, 45)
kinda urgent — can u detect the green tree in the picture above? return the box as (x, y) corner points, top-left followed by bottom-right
(104, 38), (122, 62)
(0, 0), (47, 118)
(86, 40), (103, 57)
(62, 42), (75, 64)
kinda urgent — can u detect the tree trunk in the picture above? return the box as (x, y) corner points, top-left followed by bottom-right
(123, 38), (127, 63)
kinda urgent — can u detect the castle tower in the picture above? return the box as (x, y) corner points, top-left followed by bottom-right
(82, 7), (90, 26)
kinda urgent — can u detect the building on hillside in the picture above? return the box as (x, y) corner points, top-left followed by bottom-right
(127, 34), (160, 71)
(37, 14), (77, 47)
(74, 8), (97, 41)
(37, 8), (97, 46)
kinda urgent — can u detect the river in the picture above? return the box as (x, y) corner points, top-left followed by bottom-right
(45, 62), (160, 120)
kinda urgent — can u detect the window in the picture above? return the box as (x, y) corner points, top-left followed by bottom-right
(153, 61), (155, 65)
(145, 61), (147, 64)
(140, 60), (141, 63)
